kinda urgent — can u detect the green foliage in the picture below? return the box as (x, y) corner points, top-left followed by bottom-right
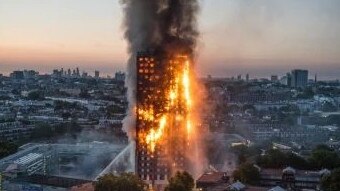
(233, 163), (260, 185)
(308, 145), (340, 169)
(0, 95), (11, 100)
(27, 90), (45, 100)
(79, 89), (91, 98)
(105, 105), (126, 117)
(274, 104), (300, 125)
(285, 152), (310, 169)
(95, 173), (146, 191)
(328, 115), (340, 127)
(165, 171), (195, 191)
(61, 112), (72, 119)
(11, 89), (20, 95)
(227, 104), (241, 113)
(0, 141), (18, 159)
(317, 87), (340, 97)
(31, 122), (82, 140)
(231, 145), (261, 164)
(296, 87), (315, 99)
(321, 101), (337, 112)
(31, 123), (54, 139)
(257, 149), (286, 168)
(257, 149), (309, 169)
(279, 104), (300, 114)
(0, 118), (15, 123)
(242, 104), (256, 112)
(54, 100), (82, 111)
(321, 168), (340, 191)
(256, 145), (340, 170)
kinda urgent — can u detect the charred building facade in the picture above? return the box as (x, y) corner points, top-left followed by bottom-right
(136, 52), (191, 185)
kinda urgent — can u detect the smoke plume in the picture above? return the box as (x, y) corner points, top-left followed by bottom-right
(121, 0), (199, 142)
(121, 0), (201, 174)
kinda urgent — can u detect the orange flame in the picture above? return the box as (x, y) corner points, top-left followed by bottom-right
(146, 115), (167, 152)
(144, 55), (194, 152)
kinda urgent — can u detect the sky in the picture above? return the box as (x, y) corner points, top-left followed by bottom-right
(0, 0), (340, 79)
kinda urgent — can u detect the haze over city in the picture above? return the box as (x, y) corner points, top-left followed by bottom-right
(1, 0), (340, 79)
(2, 1), (340, 191)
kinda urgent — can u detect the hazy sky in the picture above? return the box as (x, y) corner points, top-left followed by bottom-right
(1, 0), (340, 79)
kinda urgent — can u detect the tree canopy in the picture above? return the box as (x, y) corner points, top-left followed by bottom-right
(321, 168), (340, 191)
(27, 90), (45, 100)
(308, 145), (340, 169)
(95, 173), (146, 191)
(233, 163), (260, 185)
(165, 171), (195, 191)
(257, 149), (309, 169)
(0, 141), (18, 159)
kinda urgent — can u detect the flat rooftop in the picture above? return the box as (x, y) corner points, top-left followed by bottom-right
(0, 142), (127, 180)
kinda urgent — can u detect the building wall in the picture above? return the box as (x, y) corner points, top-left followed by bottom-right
(291, 70), (308, 88)
(135, 52), (187, 184)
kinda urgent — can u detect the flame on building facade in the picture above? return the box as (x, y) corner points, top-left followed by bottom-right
(135, 51), (195, 185)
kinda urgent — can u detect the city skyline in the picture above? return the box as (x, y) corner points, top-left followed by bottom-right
(1, 0), (340, 79)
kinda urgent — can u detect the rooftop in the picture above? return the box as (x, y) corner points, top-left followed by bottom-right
(14, 153), (42, 165)
(197, 172), (228, 184)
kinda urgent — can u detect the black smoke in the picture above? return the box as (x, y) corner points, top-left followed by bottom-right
(121, 0), (200, 141)
(121, 0), (199, 57)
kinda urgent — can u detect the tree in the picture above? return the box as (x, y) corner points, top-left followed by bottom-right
(231, 144), (261, 164)
(308, 145), (340, 169)
(165, 171), (194, 191)
(285, 152), (310, 169)
(256, 149), (287, 168)
(105, 105), (126, 117)
(297, 87), (315, 99)
(11, 89), (20, 95)
(79, 89), (91, 98)
(256, 149), (310, 169)
(27, 90), (45, 100)
(321, 168), (340, 191)
(233, 163), (260, 185)
(0, 141), (18, 159)
(321, 101), (337, 112)
(31, 123), (54, 139)
(95, 173), (146, 191)
(0, 95), (11, 100)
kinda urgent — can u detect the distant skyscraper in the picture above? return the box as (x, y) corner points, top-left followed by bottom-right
(95, 70), (100, 78)
(237, 74), (242, 81)
(23, 70), (38, 79)
(246, 74), (249, 82)
(76, 67), (80, 76)
(114, 72), (125, 82)
(291, 69), (308, 88)
(10, 71), (24, 80)
(82, 72), (88, 78)
(271, 75), (278, 82)
(315, 74), (317, 83)
(287, 73), (292, 87)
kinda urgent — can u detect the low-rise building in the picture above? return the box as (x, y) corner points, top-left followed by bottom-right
(196, 172), (230, 191)
(259, 167), (329, 190)
(0, 121), (34, 142)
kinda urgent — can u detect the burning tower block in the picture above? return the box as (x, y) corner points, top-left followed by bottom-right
(136, 51), (193, 186)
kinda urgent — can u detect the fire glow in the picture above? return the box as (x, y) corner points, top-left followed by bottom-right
(122, 0), (203, 182)
(143, 55), (194, 153)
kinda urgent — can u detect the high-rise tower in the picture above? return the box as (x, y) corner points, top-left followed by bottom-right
(135, 52), (191, 186)
(291, 69), (308, 88)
